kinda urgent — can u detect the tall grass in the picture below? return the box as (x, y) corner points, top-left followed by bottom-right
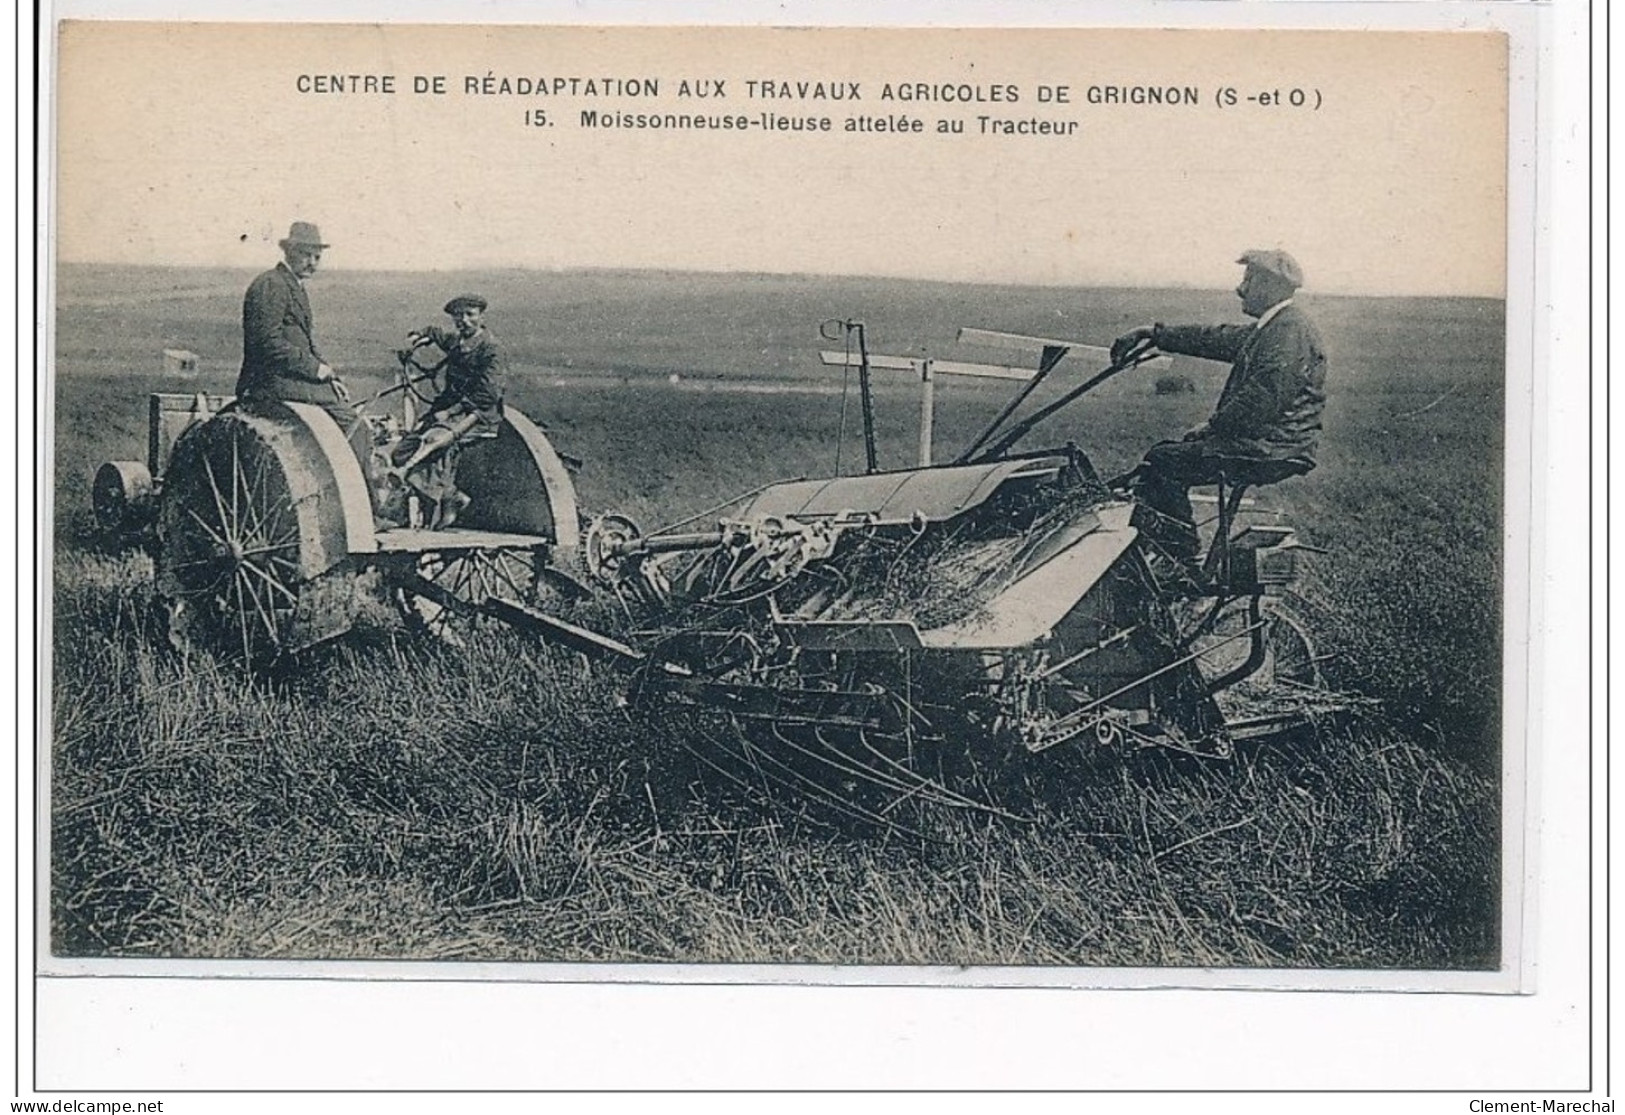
(51, 558), (1497, 968)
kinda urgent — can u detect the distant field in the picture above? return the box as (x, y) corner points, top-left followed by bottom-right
(53, 263), (1503, 527)
(54, 263), (1503, 388)
(48, 265), (1507, 968)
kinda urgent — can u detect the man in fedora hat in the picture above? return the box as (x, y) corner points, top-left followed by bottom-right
(236, 221), (367, 451)
(1109, 248), (1328, 569)
(388, 293), (506, 529)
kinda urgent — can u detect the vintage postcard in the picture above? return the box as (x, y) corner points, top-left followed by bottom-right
(34, 7), (1585, 1095)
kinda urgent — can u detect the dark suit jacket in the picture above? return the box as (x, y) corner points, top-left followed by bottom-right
(236, 262), (327, 399)
(1151, 303), (1327, 462)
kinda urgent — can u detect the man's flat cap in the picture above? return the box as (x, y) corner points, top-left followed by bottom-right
(443, 294), (488, 314)
(1237, 249), (1304, 289)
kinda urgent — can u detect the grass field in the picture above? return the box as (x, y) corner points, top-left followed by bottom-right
(49, 264), (1505, 968)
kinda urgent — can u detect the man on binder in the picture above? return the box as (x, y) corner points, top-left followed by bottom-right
(1111, 248), (1328, 567)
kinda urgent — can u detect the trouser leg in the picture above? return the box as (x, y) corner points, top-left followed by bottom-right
(1133, 440), (1224, 562)
(392, 418), (478, 527)
(391, 422), (460, 474)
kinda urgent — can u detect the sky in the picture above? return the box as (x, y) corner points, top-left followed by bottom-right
(53, 23), (1509, 297)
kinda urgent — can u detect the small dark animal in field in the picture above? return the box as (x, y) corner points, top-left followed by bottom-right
(1154, 373), (1197, 396)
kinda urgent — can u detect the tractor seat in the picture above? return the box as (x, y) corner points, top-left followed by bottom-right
(1204, 456), (1315, 513)
(1218, 456), (1315, 490)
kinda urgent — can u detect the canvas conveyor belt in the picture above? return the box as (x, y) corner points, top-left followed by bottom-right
(778, 484), (1112, 632)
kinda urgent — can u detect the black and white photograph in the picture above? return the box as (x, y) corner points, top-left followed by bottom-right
(47, 17), (1514, 970)
(29, 5), (1595, 1098)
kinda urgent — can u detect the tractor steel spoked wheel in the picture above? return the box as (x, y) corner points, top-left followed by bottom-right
(394, 547), (542, 647)
(158, 413), (312, 666)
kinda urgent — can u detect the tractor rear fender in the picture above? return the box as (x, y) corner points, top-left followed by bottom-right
(452, 408), (581, 550)
(280, 401), (376, 559)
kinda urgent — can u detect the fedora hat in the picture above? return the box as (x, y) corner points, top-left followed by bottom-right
(279, 221), (330, 250)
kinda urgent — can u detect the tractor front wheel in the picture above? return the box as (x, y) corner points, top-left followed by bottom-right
(92, 460), (155, 544)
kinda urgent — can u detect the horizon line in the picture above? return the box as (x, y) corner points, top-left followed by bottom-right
(52, 259), (1508, 302)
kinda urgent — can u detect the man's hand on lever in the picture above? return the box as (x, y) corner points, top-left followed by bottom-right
(1110, 326), (1158, 367)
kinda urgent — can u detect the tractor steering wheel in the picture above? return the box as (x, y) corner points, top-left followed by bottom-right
(395, 345), (445, 406)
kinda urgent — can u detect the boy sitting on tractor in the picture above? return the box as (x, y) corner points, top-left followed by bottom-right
(387, 294), (506, 529)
